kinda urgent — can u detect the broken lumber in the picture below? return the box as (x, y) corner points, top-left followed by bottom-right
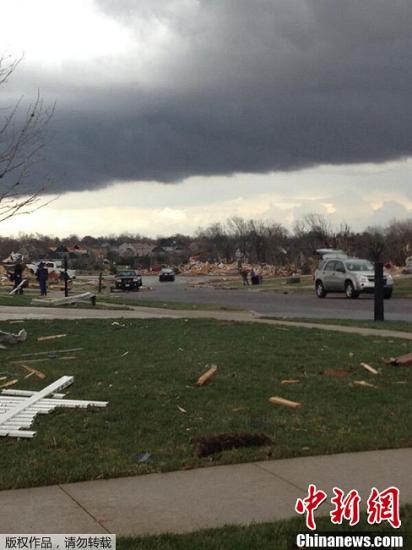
(196, 365), (218, 386)
(31, 292), (96, 307)
(0, 379), (18, 389)
(9, 279), (27, 295)
(360, 362), (378, 375)
(17, 348), (83, 358)
(354, 380), (377, 389)
(269, 396), (302, 409)
(20, 365), (46, 380)
(389, 352), (412, 367)
(281, 379), (300, 385)
(37, 334), (67, 342)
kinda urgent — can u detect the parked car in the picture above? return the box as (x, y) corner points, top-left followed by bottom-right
(314, 258), (394, 299)
(159, 267), (175, 282)
(114, 270), (142, 291)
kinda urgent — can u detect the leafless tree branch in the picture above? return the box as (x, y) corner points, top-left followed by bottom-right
(0, 54), (57, 223)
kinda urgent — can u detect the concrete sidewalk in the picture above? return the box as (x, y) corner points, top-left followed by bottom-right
(1, 448), (411, 536)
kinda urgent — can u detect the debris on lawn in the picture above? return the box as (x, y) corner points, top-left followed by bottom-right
(360, 362), (379, 375)
(0, 379), (18, 389)
(20, 365), (46, 380)
(177, 405), (187, 414)
(353, 380), (377, 389)
(196, 364), (218, 386)
(133, 451), (152, 464)
(322, 368), (351, 378)
(17, 348), (83, 358)
(193, 432), (272, 457)
(387, 352), (412, 367)
(120, 351), (129, 357)
(31, 292), (96, 307)
(281, 379), (300, 385)
(0, 375), (108, 438)
(9, 279), (28, 295)
(112, 321), (127, 328)
(269, 396), (303, 409)
(0, 329), (27, 346)
(37, 334), (67, 342)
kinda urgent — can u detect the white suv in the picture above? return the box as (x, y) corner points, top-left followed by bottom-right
(314, 258), (393, 299)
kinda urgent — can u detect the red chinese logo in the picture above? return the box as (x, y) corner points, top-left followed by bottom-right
(295, 484), (328, 530)
(367, 486), (401, 529)
(295, 485), (401, 530)
(330, 487), (361, 526)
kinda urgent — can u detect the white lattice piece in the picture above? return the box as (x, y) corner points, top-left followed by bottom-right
(0, 376), (108, 438)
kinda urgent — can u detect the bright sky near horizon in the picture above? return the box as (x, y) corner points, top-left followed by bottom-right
(1, 0), (411, 237)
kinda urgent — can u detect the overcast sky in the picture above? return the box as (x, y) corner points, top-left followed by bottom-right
(1, 0), (411, 237)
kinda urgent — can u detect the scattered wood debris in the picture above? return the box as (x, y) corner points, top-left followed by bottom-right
(196, 365), (218, 386)
(37, 334), (67, 342)
(387, 352), (412, 367)
(322, 368), (351, 378)
(0, 379), (18, 389)
(0, 329), (27, 346)
(354, 380), (377, 389)
(133, 452), (152, 464)
(193, 432), (272, 457)
(9, 279), (27, 295)
(269, 396), (302, 409)
(31, 292), (96, 307)
(177, 405), (187, 414)
(360, 362), (378, 375)
(281, 379), (300, 385)
(20, 365), (46, 380)
(17, 348), (83, 358)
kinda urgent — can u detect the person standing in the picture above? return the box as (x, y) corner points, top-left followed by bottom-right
(240, 267), (249, 286)
(36, 262), (49, 296)
(13, 260), (24, 294)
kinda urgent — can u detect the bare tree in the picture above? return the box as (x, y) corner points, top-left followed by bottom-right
(0, 55), (54, 223)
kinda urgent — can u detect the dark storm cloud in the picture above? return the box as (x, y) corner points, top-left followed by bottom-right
(14, 0), (412, 192)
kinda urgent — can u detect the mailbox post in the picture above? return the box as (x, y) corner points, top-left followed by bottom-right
(374, 261), (384, 321)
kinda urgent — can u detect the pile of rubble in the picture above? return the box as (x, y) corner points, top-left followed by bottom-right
(179, 261), (298, 277)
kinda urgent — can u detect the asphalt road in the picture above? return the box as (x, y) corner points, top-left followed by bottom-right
(124, 276), (412, 321)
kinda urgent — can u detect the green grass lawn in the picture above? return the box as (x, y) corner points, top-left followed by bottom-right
(391, 275), (412, 298)
(0, 291), (131, 310)
(0, 318), (411, 490)
(118, 506), (412, 549)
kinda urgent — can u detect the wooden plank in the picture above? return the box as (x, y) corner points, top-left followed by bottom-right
(268, 396), (302, 409)
(196, 365), (218, 386)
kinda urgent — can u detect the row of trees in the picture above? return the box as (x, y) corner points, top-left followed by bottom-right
(195, 215), (412, 268)
(2, 215), (412, 270)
